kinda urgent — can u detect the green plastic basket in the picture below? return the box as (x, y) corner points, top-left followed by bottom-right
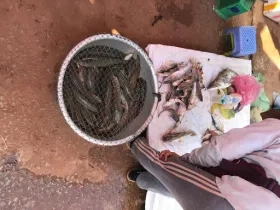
(215, 0), (255, 20)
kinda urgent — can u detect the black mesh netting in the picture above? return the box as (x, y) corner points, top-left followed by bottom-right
(63, 45), (147, 140)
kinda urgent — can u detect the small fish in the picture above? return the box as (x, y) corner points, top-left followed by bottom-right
(181, 90), (192, 105)
(70, 69), (85, 94)
(135, 78), (147, 101)
(71, 67), (102, 106)
(78, 57), (123, 68)
(66, 45), (148, 138)
(234, 103), (244, 113)
(162, 131), (196, 142)
(211, 113), (224, 132)
(129, 56), (141, 89)
(177, 103), (187, 118)
(172, 78), (184, 87)
(77, 64), (87, 84)
(131, 78), (147, 118)
(116, 71), (133, 100)
(98, 122), (116, 133)
(119, 91), (129, 126)
(165, 91), (173, 102)
(208, 69), (238, 89)
(73, 90), (98, 113)
(156, 68), (178, 77)
(187, 81), (197, 110)
(86, 67), (100, 90)
(197, 67), (205, 88)
(86, 68), (95, 90)
(80, 107), (98, 127)
(196, 80), (203, 101)
(163, 98), (185, 108)
(124, 53), (134, 61)
(104, 80), (113, 117)
(158, 108), (179, 122)
(74, 104), (87, 126)
(177, 80), (193, 91)
(111, 76), (122, 112)
(164, 63), (192, 83)
(114, 109), (122, 124)
(158, 61), (177, 73)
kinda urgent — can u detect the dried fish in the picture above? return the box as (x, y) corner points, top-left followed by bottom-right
(162, 131), (196, 142)
(156, 69), (177, 77)
(196, 80), (203, 101)
(158, 108), (179, 122)
(177, 80), (193, 91)
(211, 113), (224, 132)
(187, 81), (197, 110)
(208, 69), (238, 89)
(177, 103), (187, 118)
(163, 98), (185, 108)
(158, 61), (178, 73)
(164, 63), (192, 83)
(172, 78), (184, 87)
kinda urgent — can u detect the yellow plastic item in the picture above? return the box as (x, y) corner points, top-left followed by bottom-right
(263, 0), (280, 24)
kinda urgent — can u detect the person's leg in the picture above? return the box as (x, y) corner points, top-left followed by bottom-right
(136, 171), (171, 197)
(131, 137), (234, 210)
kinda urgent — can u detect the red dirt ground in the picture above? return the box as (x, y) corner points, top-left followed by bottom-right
(0, 0), (279, 209)
(0, 0), (224, 183)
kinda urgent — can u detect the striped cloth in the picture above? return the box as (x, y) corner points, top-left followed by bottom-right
(132, 138), (233, 210)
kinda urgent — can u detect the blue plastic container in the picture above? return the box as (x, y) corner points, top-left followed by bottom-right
(223, 26), (257, 57)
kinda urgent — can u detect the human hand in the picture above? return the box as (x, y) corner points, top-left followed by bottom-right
(159, 150), (179, 161)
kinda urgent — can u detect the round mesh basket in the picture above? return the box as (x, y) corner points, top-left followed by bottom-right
(57, 34), (158, 146)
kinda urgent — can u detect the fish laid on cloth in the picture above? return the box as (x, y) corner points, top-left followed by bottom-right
(63, 46), (147, 139)
(162, 131), (196, 142)
(157, 59), (205, 142)
(208, 69), (238, 89)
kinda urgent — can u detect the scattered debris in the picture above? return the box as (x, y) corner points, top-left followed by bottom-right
(1, 136), (8, 150)
(4, 154), (18, 165)
(111, 28), (121, 36)
(152, 15), (163, 26)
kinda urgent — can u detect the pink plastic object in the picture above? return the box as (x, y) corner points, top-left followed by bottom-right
(232, 75), (262, 106)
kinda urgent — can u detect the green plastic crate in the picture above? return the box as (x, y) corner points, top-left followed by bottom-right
(215, 0), (254, 20)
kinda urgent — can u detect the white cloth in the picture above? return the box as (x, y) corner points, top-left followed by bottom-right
(145, 44), (280, 210)
(146, 44), (251, 156)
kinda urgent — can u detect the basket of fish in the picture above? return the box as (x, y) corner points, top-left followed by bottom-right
(57, 34), (158, 146)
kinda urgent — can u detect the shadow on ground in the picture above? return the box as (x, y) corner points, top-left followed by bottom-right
(252, 1), (280, 102)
